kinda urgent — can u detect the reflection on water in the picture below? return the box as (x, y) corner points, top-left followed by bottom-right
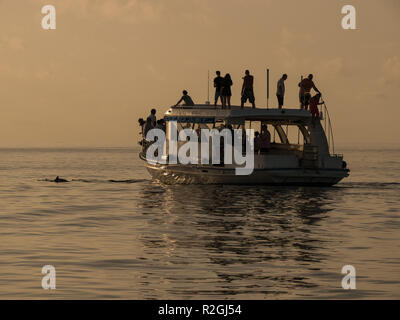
(136, 184), (347, 298)
(0, 148), (399, 299)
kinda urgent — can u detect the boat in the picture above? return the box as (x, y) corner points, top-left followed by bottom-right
(139, 104), (350, 186)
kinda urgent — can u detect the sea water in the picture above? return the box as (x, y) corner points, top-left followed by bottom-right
(0, 147), (399, 299)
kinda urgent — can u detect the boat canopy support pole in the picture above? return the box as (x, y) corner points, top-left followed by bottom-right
(273, 125), (289, 144)
(297, 125), (311, 144)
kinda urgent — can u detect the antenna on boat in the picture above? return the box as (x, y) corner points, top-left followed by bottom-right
(300, 75), (303, 108)
(266, 68), (270, 109)
(205, 70), (210, 105)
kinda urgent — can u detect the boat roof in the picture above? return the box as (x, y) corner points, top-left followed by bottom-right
(165, 105), (312, 123)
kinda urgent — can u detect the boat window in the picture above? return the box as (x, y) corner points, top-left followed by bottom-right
(283, 124), (303, 146)
(245, 120), (252, 130)
(237, 121), (310, 147)
(269, 124), (310, 146)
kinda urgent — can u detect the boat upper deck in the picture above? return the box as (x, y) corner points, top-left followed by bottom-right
(165, 105), (312, 123)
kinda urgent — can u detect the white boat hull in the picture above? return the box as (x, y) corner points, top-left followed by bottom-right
(144, 160), (349, 186)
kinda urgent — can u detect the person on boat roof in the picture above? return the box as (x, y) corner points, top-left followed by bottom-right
(175, 90), (195, 106)
(221, 73), (233, 109)
(276, 74), (287, 109)
(214, 71), (224, 106)
(241, 70), (256, 109)
(298, 74), (321, 110)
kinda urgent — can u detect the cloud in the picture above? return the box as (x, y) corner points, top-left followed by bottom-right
(0, 36), (25, 50)
(0, 61), (28, 79)
(30, 0), (162, 23)
(317, 57), (344, 77)
(274, 27), (322, 70)
(382, 56), (400, 83)
(35, 70), (51, 80)
(96, 0), (162, 23)
(29, 0), (217, 25)
(274, 28), (297, 69)
(145, 64), (165, 81)
(357, 56), (400, 101)
(373, 55), (400, 96)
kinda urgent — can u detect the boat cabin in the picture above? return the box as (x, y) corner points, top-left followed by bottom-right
(151, 104), (343, 170)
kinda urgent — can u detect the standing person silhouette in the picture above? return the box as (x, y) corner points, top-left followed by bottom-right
(213, 71), (224, 106)
(148, 109), (157, 127)
(241, 70), (255, 108)
(221, 73), (233, 109)
(276, 74), (287, 109)
(298, 74), (321, 110)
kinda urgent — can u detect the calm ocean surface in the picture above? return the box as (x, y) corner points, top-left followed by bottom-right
(0, 147), (399, 299)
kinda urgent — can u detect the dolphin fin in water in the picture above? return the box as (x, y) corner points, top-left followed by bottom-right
(54, 176), (69, 183)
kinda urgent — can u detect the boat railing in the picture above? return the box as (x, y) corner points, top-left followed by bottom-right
(319, 101), (335, 155)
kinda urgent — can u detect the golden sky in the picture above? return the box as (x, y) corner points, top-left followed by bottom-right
(0, 0), (399, 147)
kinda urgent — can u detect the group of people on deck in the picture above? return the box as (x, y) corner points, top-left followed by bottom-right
(254, 125), (271, 153)
(213, 70), (324, 116)
(138, 108), (166, 137)
(174, 70), (324, 120)
(141, 71), (325, 139)
(276, 73), (324, 123)
(173, 70), (256, 109)
(213, 70), (255, 109)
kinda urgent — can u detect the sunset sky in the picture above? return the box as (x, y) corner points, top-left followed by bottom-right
(0, 0), (399, 147)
